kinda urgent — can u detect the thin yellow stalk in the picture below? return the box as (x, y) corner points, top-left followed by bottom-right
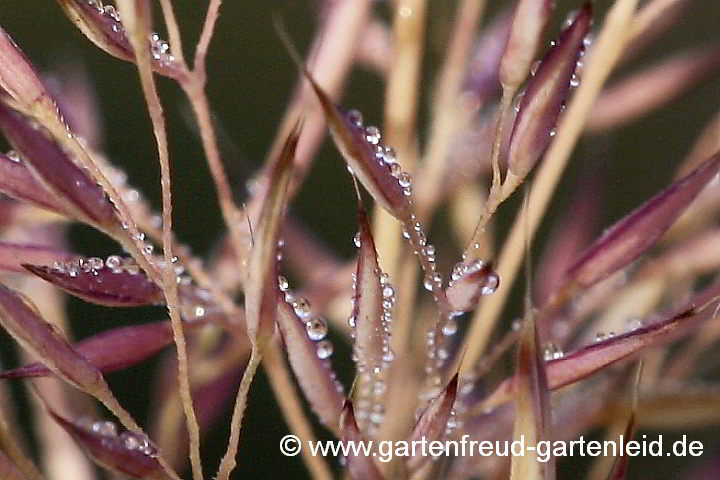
(377, 0), (427, 354)
(215, 348), (262, 480)
(460, 0), (640, 374)
(416, 0), (487, 219)
(116, 1), (203, 478)
(629, 0), (684, 44)
(263, 342), (334, 480)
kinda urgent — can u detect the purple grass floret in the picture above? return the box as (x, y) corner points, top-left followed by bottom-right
(506, 4), (592, 183)
(0, 283), (105, 392)
(23, 258), (163, 307)
(0, 320), (178, 379)
(48, 410), (169, 479)
(56, 0), (184, 80)
(561, 152), (720, 293)
(0, 102), (115, 225)
(0, 153), (73, 215)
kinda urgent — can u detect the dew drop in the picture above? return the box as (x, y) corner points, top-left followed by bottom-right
(442, 320), (458, 336)
(105, 255), (122, 270)
(293, 298), (312, 319)
(398, 173), (412, 188)
(5, 150), (21, 163)
(382, 285), (395, 299)
(365, 126), (381, 145)
(542, 343), (564, 361)
(382, 146), (396, 164)
(530, 60), (541, 76)
(306, 317), (328, 341)
(353, 232), (362, 248)
(316, 340), (334, 359)
(625, 318), (644, 332)
(91, 421), (117, 437)
(480, 272), (499, 295)
(423, 273), (442, 291)
(347, 109), (363, 127)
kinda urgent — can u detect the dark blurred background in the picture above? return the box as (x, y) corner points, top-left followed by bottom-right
(3, 1), (720, 478)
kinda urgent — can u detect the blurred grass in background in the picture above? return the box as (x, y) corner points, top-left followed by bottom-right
(3, 1), (720, 478)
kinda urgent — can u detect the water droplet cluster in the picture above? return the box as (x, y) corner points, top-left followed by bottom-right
(85, 0), (176, 66)
(76, 417), (157, 456)
(542, 342), (565, 361)
(345, 109), (413, 198)
(594, 331), (616, 343)
(449, 259), (500, 296)
(279, 277), (343, 393)
(52, 255), (141, 277)
(4, 150), (21, 163)
(348, 266), (395, 435)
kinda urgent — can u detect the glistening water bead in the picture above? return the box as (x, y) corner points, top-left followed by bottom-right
(306, 318), (328, 341)
(316, 340), (334, 359)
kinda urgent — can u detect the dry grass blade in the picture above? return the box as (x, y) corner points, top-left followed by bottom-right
(114, 2), (203, 476)
(216, 126), (299, 480)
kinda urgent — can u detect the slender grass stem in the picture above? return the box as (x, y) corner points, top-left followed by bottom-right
(116, 2), (203, 478)
(215, 348), (262, 480)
